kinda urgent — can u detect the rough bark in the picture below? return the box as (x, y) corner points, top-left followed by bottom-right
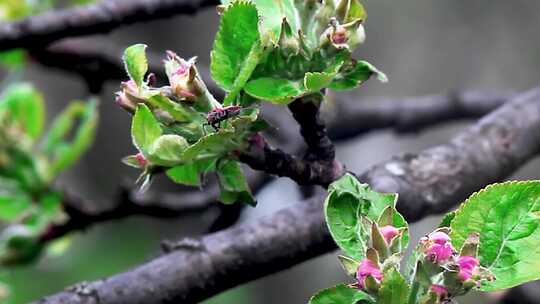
(327, 90), (512, 140)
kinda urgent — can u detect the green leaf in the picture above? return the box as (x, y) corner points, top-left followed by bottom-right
(0, 49), (25, 67)
(248, 0), (299, 43)
(0, 195), (31, 222)
(147, 93), (197, 122)
(438, 211), (456, 228)
(211, 1), (261, 92)
(180, 130), (236, 162)
(147, 134), (189, 166)
(325, 173), (397, 260)
(36, 191), (64, 224)
(166, 159), (216, 186)
(450, 181), (540, 291)
(338, 255), (360, 277)
(0, 0), (32, 20)
(217, 160), (255, 205)
(245, 77), (304, 104)
(0, 147), (42, 191)
(309, 284), (374, 304)
(304, 72), (335, 93)
(131, 104), (162, 156)
(330, 60), (387, 91)
(0, 224), (43, 266)
(123, 44), (148, 88)
(41, 100), (98, 181)
(221, 0), (300, 43)
(344, 0), (367, 23)
(1, 83), (45, 140)
(304, 56), (344, 92)
(223, 42), (265, 106)
(377, 267), (410, 304)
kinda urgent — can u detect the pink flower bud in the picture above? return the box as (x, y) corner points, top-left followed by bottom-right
(115, 80), (146, 113)
(425, 231), (455, 263)
(457, 256), (479, 281)
(357, 259), (383, 290)
(115, 92), (135, 112)
(331, 26), (348, 44)
(430, 284), (448, 298)
(135, 153), (148, 167)
(426, 243), (454, 263)
(430, 232), (451, 245)
(164, 52), (201, 102)
(380, 225), (400, 245)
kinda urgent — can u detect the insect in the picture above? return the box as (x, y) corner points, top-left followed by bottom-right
(205, 105), (242, 130)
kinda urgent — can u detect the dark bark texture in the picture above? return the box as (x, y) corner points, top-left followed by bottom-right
(0, 0), (219, 51)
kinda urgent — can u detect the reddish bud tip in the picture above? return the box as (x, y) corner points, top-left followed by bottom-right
(135, 153), (148, 167)
(380, 225), (400, 245)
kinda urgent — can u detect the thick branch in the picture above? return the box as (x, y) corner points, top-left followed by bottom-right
(36, 86), (540, 304)
(327, 90), (512, 140)
(0, 0), (219, 52)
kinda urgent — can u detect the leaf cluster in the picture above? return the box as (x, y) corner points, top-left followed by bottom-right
(0, 83), (98, 266)
(120, 45), (261, 204)
(119, 0), (387, 204)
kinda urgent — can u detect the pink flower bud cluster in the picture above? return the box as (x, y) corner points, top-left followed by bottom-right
(355, 224), (401, 292)
(422, 231), (481, 283)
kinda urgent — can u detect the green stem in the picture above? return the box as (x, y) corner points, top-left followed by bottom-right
(408, 280), (420, 304)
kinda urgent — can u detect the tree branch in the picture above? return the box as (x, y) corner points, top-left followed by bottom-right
(499, 281), (540, 304)
(239, 133), (342, 187)
(35, 86), (540, 304)
(0, 0), (219, 52)
(28, 40), (140, 94)
(327, 90), (512, 140)
(40, 170), (269, 243)
(289, 95), (336, 161)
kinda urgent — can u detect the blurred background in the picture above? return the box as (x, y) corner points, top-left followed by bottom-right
(1, 0), (540, 303)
